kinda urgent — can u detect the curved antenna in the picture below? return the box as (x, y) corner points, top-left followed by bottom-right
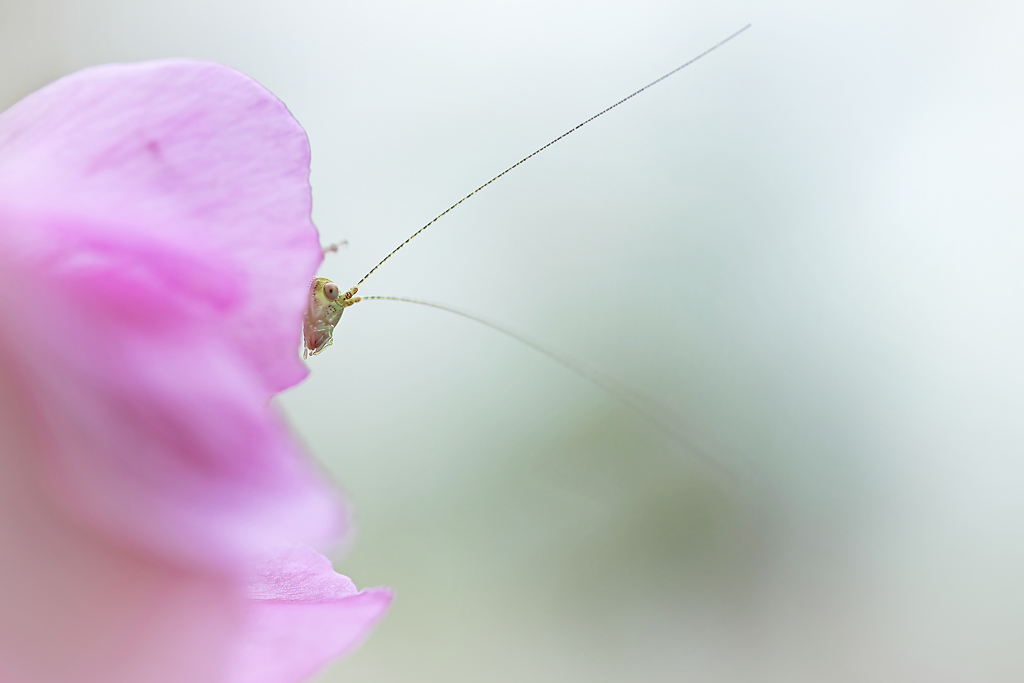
(360, 295), (737, 481)
(354, 23), (752, 288)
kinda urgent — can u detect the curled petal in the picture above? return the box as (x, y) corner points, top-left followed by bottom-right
(228, 546), (392, 683)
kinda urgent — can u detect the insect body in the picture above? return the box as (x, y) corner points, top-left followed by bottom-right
(302, 278), (359, 358)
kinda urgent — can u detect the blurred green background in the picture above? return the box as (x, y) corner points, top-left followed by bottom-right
(3, 0), (1023, 680)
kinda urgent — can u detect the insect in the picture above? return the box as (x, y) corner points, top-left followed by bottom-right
(302, 25), (751, 468)
(303, 276), (359, 359)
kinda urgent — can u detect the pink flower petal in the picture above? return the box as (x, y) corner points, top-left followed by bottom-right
(0, 347), (241, 683)
(228, 546), (392, 683)
(0, 60), (345, 571)
(0, 59), (319, 394)
(0, 60), (390, 680)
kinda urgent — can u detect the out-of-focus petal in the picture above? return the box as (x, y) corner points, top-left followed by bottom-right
(0, 61), (341, 571)
(0, 347), (242, 683)
(0, 59), (319, 394)
(227, 546), (392, 683)
(0, 60), (390, 681)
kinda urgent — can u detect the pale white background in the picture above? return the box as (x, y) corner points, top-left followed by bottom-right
(2, 1), (1023, 680)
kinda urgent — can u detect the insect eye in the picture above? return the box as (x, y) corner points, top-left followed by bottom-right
(323, 282), (340, 301)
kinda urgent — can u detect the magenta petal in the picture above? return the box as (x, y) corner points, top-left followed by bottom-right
(0, 60), (390, 679)
(0, 61), (341, 570)
(0, 351), (242, 683)
(227, 547), (392, 683)
(0, 59), (321, 394)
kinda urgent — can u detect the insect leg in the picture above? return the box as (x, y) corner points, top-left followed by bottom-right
(322, 240), (348, 255)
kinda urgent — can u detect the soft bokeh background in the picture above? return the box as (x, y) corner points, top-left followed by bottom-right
(2, 0), (1022, 680)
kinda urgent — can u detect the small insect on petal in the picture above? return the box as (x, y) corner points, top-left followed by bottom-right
(303, 277), (359, 358)
(302, 25), (751, 361)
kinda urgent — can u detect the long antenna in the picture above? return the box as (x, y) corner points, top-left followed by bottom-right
(361, 295), (737, 480)
(354, 23), (752, 288)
